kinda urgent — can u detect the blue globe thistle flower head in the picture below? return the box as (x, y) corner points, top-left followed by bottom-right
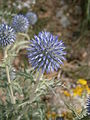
(11, 14), (29, 33)
(27, 31), (66, 73)
(87, 95), (90, 115)
(26, 12), (37, 25)
(0, 24), (16, 47)
(56, 116), (64, 120)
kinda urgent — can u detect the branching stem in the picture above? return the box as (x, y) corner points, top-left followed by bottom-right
(18, 32), (30, 41)
(4, 49), (15, 104)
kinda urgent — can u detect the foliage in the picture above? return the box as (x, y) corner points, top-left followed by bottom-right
(0, 6), (66, 119)
(0, 0), (89, 120)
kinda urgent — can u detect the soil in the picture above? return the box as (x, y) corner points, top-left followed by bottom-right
(32, 0), (90, 81)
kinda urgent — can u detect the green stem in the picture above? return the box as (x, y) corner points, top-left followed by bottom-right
(36, 69), (43, 81)
(18, 70), (43, 107)
(18, 32), (30, 41)
(11, 32), (30, 52)
(4, 49), (15, 104)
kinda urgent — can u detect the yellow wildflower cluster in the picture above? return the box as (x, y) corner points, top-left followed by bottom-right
(47, 111), (56, 119)
(63, 90), (71, 97)
(73, 79), (90, 96)
(77, 79), (87, 85)
(63, 79), (90, 97)
(73, 86), (83, 96)
(47, 111), (64, 120)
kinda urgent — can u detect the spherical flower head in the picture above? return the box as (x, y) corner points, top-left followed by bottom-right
(87, 95), (90, 115)
(27, 31), (66, 73)
(0, 24), (16, 47)
(26, 12), (37, 25)
(11, 15), (29, 33)
(56, 116), (64, 120)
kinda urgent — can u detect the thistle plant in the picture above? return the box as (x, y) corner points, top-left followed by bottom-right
(87, 95), (90, 115)
(27, 31), (66, 73)
(11, 14), (29, 33)
(26, 12), (38, 25)
(68, 95), (90, 120)
(56, 116), (64, 120)
(0, 10), (67, 119)
(0, 24), (16, 46)
(0, 23), (16, 104)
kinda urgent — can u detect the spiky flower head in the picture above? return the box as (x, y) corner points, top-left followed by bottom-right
(0, 24), (16, 46)
(11, 14), (29, 33)
(27, 31), (66, 73)
(86, 95), (90, 115)
(56, 116), (64, 120)
(26, 12), (37, 25)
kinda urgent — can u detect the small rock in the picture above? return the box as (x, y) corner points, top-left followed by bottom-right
(60, 0), (65, 5)
(29, 0), (36, 4)
(56, 5), (68, 18)
(74, 5), (82, 16)
(61, 5), (68, 11)
(60, 15), (70, 28)
(56, 10), (63, 18)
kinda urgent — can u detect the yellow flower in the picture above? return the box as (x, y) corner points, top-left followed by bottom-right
(47, 111), (51, 118)
(85, 85), (90, 94)
(77, 79), (87, 85)
(47, 111), (57, 119)
(73, 86), (83, 96)
(51, 112), (57, 118)
(63, 90), (71, 97)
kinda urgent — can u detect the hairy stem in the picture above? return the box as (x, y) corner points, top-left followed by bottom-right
(18, 32), (30, 41)
(4, 49), (15, 104)
(18, 70), (43, 107)
(36, 69), (43, 81)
